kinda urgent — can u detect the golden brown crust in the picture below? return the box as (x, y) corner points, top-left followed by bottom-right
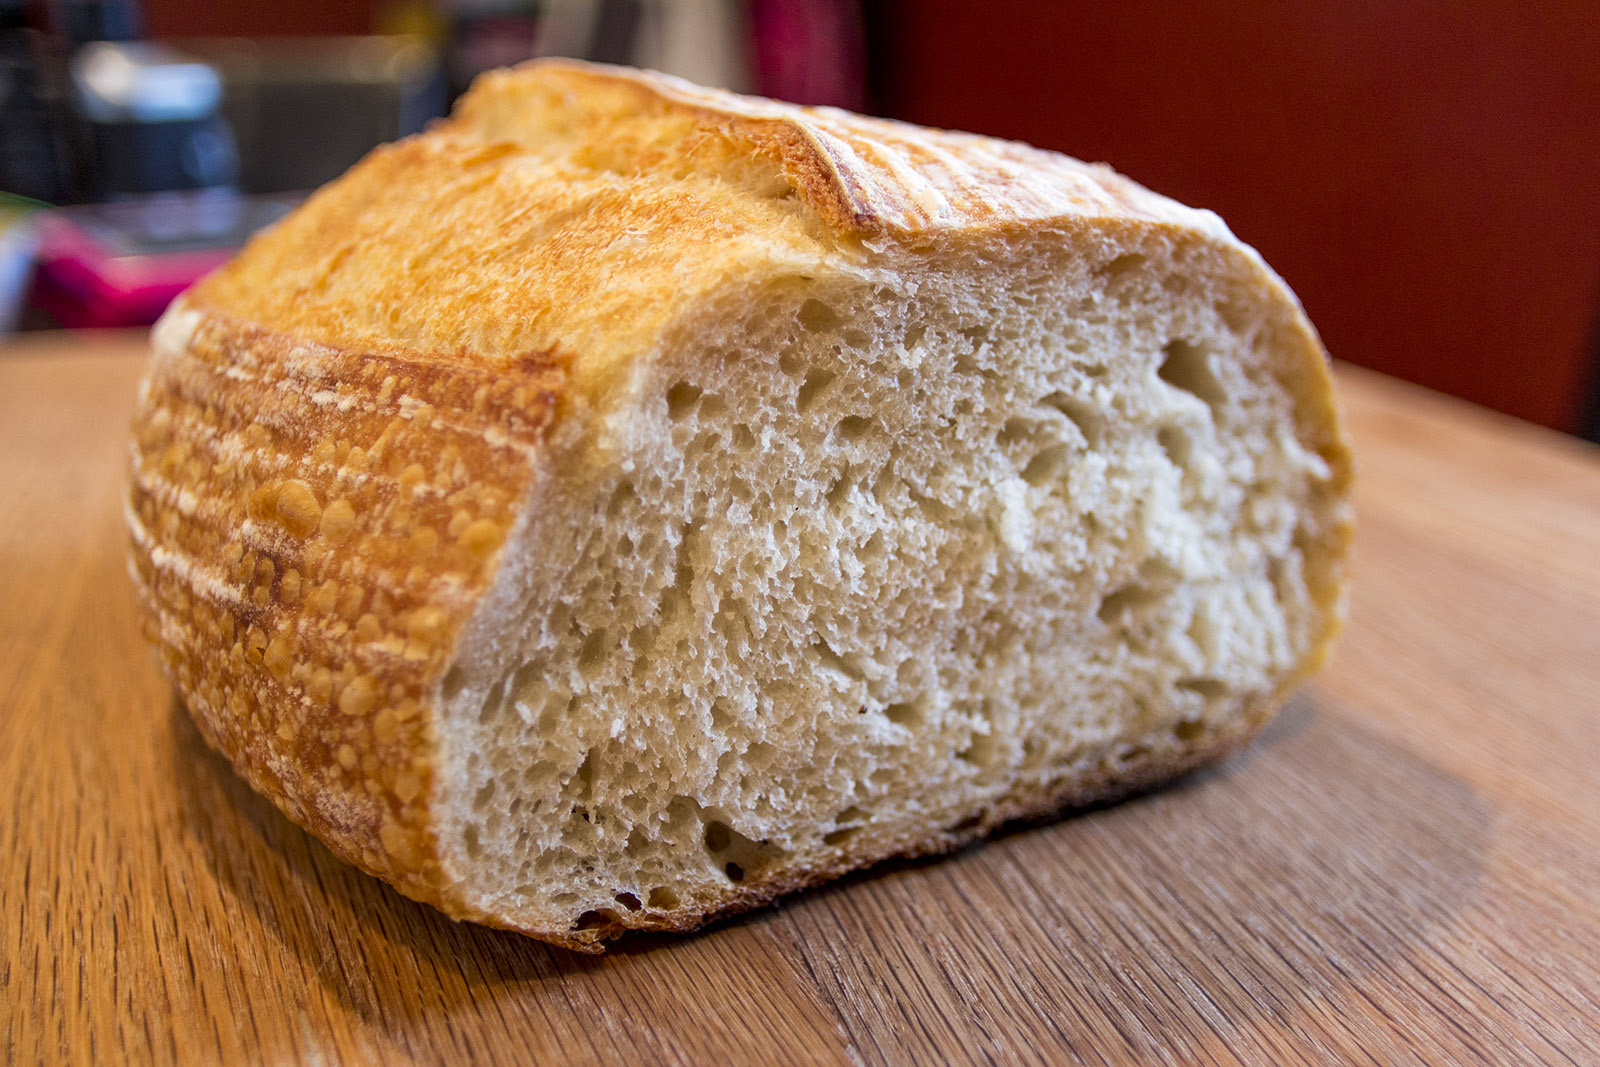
(457, 59), (1230, 241)
(128, 304), (562, 910)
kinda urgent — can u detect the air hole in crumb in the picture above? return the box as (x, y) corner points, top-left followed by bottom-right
(724, 862), (745, 882)
(872, 463), (895, 501)
(573, 909), (617, 931)
(908, 487), (954, 521)
(620, 784), (648, 815)
(884, 700), (922, 727)
(666, 381), (701, 420)
(1097, 581), (1163, 623)
(1158, 425), (1194, 470)
(1039, 391), (1104, 448)
(648, 887), (679, 909)
(812, 637), (863, 680)
(961, 323), (989, 345)
(577, 630), (608, 676)
(798, 298), (844, 333)
(835, 415), (872, 442)
(713, 605), (750, 649)
(957, 729), (997, 767)
(823, 826), (859, 846)
(835, 805), (866, 824)
(948, 813), (983, 833)
(524, 759), (557, 790)
(703, 818), (787, 877)
(684, 429), (720, 463)
(797, 368), (834, 412)
(1100, 252), (1147, 278)
(660, 577), (692, 630)
(1021, 444), (1071, 487)
(607, 479), (635, 517)
(1159, 339), (1227, 410)
(441, 666), (465, 701)
(462, 824), (482, 859)
(1188, 609), (1218, 657)
(572, 749), (596, 797)
(1218, 298), (1253, 332)
(1177, 677), (1230, 700)
(1175, 719), (1207, 741)
(903, 323), (926, 350)
(997, 416), (1035, 447)
(614, 892), (642, 911)
(477, 678), (506, 725)
(472, 779), (496, 812)
(704, 820), (732, 854)
(732, 423), (756, 451)
(744, 741), (777, 770)
(826, 473), (853, 508)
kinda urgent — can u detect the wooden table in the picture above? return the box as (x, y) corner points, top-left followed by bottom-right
(5, 331), (1599, 1066)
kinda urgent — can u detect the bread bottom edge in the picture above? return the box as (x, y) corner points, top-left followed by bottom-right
(174, 682), (1282, 954)
(479, 706), (1276, 954)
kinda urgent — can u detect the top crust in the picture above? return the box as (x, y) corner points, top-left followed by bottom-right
(451, 60), (1236, 240)
(129, 60), (1350, 950)
(188, 60), (1247, 396)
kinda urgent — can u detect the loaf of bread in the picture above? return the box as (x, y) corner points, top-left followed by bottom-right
(127, 60), (1351, 951)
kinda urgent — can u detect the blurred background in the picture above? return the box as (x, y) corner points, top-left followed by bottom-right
(2, 0), (1597, 441)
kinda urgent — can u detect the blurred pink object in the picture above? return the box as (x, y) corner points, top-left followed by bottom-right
(748, 0), (865, 110)
(30, 191), (295, 328)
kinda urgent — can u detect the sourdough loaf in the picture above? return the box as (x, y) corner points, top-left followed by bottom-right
(127, 60), (1352, 951)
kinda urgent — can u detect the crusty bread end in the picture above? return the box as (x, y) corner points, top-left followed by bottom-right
(128, 61), (1351, 951)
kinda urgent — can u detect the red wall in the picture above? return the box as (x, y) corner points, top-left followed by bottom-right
(143, 0), (376, 38)
(871, 0), (1600, 432)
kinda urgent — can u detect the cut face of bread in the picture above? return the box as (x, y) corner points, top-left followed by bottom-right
(127, 61), (1351, 951)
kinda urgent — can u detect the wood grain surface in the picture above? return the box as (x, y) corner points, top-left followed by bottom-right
(4, 332), (1599, 1066)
